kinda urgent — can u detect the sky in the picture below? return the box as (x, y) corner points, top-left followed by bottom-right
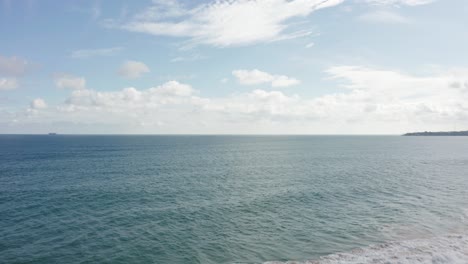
(1, 0), (468, 134)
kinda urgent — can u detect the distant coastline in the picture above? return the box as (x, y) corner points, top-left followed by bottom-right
(403, 130), (468, 136)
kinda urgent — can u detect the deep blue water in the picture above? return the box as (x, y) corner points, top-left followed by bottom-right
(1, 135), (468, 263)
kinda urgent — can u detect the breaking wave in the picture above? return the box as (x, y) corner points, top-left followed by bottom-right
(265, 233), (468, 264)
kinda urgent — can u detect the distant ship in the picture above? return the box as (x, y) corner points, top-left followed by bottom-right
(48, 133), (58, 135)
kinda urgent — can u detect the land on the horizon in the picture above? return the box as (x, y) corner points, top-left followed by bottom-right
(403, 130), (468, 136)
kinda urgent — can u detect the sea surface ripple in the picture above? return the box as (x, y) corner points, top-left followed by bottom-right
(1, 135), (467, 263)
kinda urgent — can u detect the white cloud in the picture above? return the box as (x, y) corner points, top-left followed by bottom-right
(0, 55), (33, 76)
(54, 74), (86, 90)
(0, 55), (36, 90)
(30, 98), (47, 109)
(70, 47), (123, 58)
(325, 65), (450, 97)
(118, 60), (150, 79)
(358, 10), (409, 23)
(233, 69), (273, 85)
(170, 53), (206, 63)
(232, 69), (300, 87)
(362, 0), (435, 6)
(122, 0), (344, 47)
(151, 80), (194, 97)
(0, 78), (18, 90)
(91, 2), (101, 20)
(305, 42), (315, 48)
(204, 89), (302, 120)
(6, 66), (468, 134)
(63, 81), (198, 109)
(321, 66), (468, 123)
(211, 66), (468, 128)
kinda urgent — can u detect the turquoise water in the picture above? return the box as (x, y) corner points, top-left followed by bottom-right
(1, 135), (468, 263)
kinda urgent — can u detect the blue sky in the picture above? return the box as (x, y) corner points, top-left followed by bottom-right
(1, 0), (468, 134)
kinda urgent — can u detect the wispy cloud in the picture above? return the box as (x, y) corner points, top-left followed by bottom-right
(0, 78), (17, 91)
(91, 1), (101, 20)
(118, 60), (150, 79)
(362, 0), (435, 6)
(30, 98), (47, 110)
(0, 54), (36, 91)
(54, 74), (86, 90)
(232, 69), (300, 88)
(324, 65), (464, 101)
(121, 0), (345, 47)
(358, 10), (409, 24)
(0, 55), (34, 77)
(8, 65), (468, 134)
(305, 42), (315, 48)
(70, 47), (123, 58)
(170, 53), (206, 63)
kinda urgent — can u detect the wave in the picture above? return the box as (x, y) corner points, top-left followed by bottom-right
(265, 233), (468, 264)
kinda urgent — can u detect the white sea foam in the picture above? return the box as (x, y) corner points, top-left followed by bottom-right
(265, 233), (468, 264)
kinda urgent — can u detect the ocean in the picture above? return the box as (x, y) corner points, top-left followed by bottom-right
(1, 135), (467, 263)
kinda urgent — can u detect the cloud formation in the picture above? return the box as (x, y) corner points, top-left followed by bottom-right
(0, 55), (33, 76)
(363, 0), (434, 5)
(118, 60), (150, 79)
(30, 98), (47, 109)
(358, 10), (409, 24)
(62, 81), (200, 111)
(232, 69), (301, 87)
(70, 47), (123, 58)
(305, 42), (315, 48)
(6, 64), (468, 134)
(0, 78), (18, 90)
(119, 0), (436, 47)
(122, 0), (344, 47)
(54, 74), (86, 90)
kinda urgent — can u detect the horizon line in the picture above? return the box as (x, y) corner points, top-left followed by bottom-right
(0, 133), (404, 136)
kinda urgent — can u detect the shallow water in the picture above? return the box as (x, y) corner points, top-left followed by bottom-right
(1, 135), (467, 263)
